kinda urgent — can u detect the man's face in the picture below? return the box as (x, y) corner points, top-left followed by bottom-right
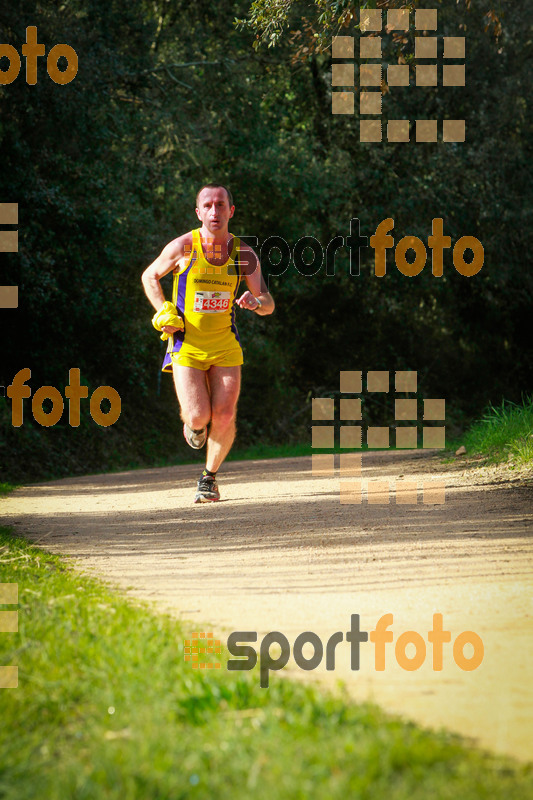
(195, 188), (234, 234)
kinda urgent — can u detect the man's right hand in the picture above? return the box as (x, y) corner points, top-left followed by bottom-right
(151, 301), (185, 340)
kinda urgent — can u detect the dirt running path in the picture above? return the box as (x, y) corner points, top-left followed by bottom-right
(2, 452), (532, 762)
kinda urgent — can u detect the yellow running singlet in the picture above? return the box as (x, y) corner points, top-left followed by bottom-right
(161, 228), (244, 372)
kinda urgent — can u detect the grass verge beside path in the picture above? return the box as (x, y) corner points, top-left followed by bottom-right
(1, 529), (532, 799)
(452, 396), (533, 467)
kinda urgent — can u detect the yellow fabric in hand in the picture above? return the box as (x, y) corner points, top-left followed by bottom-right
(152, 301), (184, 341)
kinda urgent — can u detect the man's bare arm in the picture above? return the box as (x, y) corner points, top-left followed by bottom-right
(236, 242), (275, 315)
(141, 235), (189, 311)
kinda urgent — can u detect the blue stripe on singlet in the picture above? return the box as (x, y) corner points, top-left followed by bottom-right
(161, 250), (197, 371)
(230, 245), (241, 344)
(172, 251), (197, 353)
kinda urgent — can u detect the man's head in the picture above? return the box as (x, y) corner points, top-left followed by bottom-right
(195, 184), (235, 235)
(196, 183), (233, 208)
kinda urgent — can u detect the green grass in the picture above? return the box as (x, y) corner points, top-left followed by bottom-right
(0, 529), (532, 799)
(453, 396), (533, 466)
(228, 441), (313, 461)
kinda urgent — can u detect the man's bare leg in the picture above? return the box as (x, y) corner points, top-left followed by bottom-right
(172, 365), (240, 451)
(172, 363), (240, 501)
(205, 366), (241, 473)
(172, 365), (211, 431)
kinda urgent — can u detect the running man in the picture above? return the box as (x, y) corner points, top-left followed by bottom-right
(141, 184), (274, 502)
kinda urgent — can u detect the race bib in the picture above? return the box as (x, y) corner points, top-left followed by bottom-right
(193, 291), (231, 313)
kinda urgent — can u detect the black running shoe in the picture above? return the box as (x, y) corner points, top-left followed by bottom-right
(183, 423), (207, 449)
(194, 474), (220, 503)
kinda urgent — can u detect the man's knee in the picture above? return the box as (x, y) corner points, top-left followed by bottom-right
(183, 408), (211, 430)
(211, 404), (237, 429)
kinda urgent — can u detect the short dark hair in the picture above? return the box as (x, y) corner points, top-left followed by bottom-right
(196, 183), (233, 208)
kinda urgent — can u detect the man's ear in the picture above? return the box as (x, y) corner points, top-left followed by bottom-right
(195, 207), (202, 221)
(229, 205), (235, 219)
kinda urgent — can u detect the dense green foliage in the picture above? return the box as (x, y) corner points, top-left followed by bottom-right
(1, 528), (533, 798)
(0, 0), (531, 482)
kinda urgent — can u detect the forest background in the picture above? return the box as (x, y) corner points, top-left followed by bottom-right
(0, 0), (531, 482)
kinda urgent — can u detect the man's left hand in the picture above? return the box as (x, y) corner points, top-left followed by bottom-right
(237, 291), (261, 311)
